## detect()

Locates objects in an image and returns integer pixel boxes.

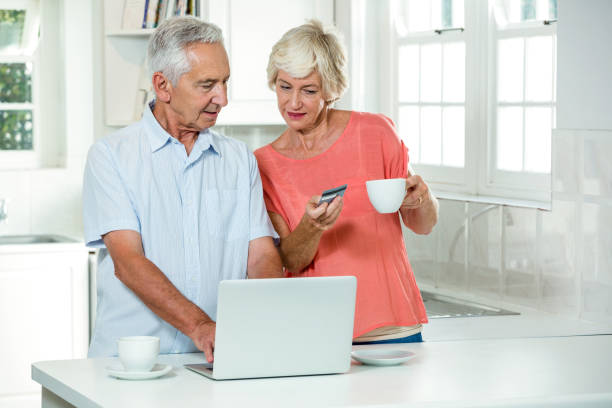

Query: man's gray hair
[148,16,224,86]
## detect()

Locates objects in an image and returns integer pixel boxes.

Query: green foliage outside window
[0,10,33,151]
[0,63,31,103]
[0,9,25,51]
[0,110,33,150]
[0,63,33,150]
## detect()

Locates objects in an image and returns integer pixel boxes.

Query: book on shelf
[122,0,200,32]
[145,0,159,28]
[121,0,149,29]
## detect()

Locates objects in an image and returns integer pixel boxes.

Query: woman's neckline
[266,110,356,163]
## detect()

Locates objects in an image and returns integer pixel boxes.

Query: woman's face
[275,70,326,132]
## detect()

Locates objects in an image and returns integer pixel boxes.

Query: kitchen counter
[419,284,612,342]
[32,335,612,408]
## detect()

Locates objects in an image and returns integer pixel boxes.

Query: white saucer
[106,363,172,380]
[351,349,416,366]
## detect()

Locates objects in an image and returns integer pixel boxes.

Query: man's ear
[152,72,172,103]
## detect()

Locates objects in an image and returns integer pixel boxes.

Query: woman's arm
[268,195,343,273]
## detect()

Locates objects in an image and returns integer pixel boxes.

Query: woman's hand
[399,174,439,234]
[400,175,430,210]
[303,195,343,231]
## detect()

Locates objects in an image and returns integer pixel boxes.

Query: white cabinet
[102,0,334,126]
[0,242,89,408]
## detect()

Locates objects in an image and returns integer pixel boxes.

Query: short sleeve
[254,147,289,225]
[378,114,409,179]
[82,141,140,248]
[247,152,279,241]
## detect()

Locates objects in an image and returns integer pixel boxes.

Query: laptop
[184,276,357,380]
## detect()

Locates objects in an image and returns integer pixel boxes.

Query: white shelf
[106,28,155,37]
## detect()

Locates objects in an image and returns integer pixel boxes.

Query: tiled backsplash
[404,129,612,324]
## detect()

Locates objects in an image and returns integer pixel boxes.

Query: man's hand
[304,195,343,231]
[190,320,216,363]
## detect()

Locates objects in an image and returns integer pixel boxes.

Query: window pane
[0,63,32,103]
[497,107,523,171]
[421,43,441,102]
[0,10,26,53]
[493,0,557,25]
[405,0,431,32]
[398,45,419,102]
[450,0,464,28]
[399,105,420,163]
[443,42,465,102]
[0,110,33,150]
[420,106,441,165]
[497,38,524,102]
[525,36,553,102]
[396,0,464,35]
[521,0,536,21]
[524,107,551,173]
[442,106,464,167]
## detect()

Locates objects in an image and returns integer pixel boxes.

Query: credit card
[318,184,348,205]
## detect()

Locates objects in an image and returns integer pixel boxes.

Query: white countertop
[419,284,612,341]
[32,335,612,408]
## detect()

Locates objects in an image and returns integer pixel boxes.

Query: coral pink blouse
[254,111,428,338]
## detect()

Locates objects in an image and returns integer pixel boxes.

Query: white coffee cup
[365,178,406,213]
[117,336,159,372]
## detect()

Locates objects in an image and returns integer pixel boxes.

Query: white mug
[117,336,159,372]
[365,178,406,213]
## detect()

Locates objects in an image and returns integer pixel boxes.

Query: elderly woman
[254,20,439,344]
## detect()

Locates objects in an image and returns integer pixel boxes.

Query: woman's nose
[289,91,302,108]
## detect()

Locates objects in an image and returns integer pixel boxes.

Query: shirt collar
[142,102,221,157]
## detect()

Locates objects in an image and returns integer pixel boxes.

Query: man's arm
[246,236,284,278]
[103,230,217,362]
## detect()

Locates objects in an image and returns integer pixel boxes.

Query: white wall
[0,0,94,239]
[557,0,612,130]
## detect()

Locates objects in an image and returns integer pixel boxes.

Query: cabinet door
[207,0,334,125]
[0,251,88,397]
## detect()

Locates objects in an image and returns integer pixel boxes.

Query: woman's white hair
[147,16,224,86]
[267,19,348,103]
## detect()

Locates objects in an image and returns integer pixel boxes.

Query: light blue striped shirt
[83,104,277,357]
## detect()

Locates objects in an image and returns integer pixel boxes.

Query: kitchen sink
[0,234,78,245]
[421,290,519,318]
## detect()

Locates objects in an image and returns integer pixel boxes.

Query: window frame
[484,15,556,202]
[395,29,467,186]
[0,0,40,170]
[391,0,556,206]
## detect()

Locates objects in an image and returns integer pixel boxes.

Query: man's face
[169,42,230,131]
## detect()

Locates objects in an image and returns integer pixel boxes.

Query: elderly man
[83,17,282,363]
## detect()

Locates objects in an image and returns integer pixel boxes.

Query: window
[392,0,557,204]
[0,0,39,168]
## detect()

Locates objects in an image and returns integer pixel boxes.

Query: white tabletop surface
[32,335,612,408]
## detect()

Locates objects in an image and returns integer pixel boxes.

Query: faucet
[448,204,514,261]
[0,198,7,223]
